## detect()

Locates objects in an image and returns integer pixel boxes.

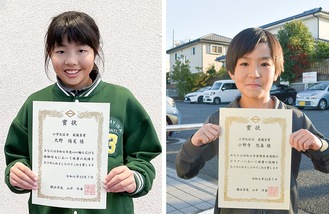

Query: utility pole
[172,29,175,47]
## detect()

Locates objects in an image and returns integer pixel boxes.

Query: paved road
[167,101,329,214]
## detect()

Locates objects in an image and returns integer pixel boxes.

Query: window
[223,83,237,90]
[192,47,195,55]
[175,53,178,60]
[211,82,222,90]
[210,45,223,54]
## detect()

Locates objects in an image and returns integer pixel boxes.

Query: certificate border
[37,109,104,202]
[223,115,288,203]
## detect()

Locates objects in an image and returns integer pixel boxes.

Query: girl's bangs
[54,25,90,46]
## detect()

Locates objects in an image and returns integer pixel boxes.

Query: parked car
[166,96,182,136]
[203,80,240,104]
[270,84,297,105]
[296,81,329,110]
[184,86,211,103]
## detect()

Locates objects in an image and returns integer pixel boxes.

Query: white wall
[168,43,226,75]
[0,0,163,213]
[202,44,225,72]
[168,45,203,74]
[319,17,329,40]
[266,16,321,39]
[189,44,203,73]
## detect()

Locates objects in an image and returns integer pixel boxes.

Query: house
[260,7,329,42]
[166,33,231,74]
[216,7,329,63]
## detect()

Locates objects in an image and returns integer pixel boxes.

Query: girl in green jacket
[4,11,161,214]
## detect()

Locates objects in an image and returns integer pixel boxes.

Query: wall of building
[188,43,203,73]
[168,42,225,75]
[168,44,203,74]
[0,1,163,213]
[265,14,329,41]
[267,17,318,38]
[319,17,329,40]
[202,44,225,72]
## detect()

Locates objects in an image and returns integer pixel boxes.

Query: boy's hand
[103,166,136,193]
[191,123,221,147]
[10,162,38,190]
[290,129,323,152]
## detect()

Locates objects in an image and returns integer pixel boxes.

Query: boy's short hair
[226,28,284,76]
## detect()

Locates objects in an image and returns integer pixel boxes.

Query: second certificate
[218,108,292,210]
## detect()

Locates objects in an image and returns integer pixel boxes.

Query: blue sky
[166,0,329,50]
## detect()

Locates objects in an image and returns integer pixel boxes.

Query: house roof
[216,55,226,62]
[166,33,232,54]
[215,7,329,62]
[199,33,232,43]
[259,7,327,29]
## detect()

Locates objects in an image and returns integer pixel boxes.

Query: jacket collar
[228,96,283,108]
[56,73,101,98]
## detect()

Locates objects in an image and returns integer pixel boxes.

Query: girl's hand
[191,123,221,147]
[290,129,323,152]
[10,162,38,190]
[103,166,136,193]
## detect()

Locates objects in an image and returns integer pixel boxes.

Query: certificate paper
[32,101,110,209]
[218,108,292,210]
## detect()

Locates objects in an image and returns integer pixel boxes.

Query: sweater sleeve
[175,137,217,179]
[300,112,329,173]
[175,112,218,179]
[4,116,32,194]
[123,95,162,198]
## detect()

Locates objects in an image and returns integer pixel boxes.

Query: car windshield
[196,87,209,92]
[308,83,329,90]
[211,83,222,90]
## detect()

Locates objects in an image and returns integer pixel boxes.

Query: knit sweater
[176,96,329,214]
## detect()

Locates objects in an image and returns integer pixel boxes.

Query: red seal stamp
[268,186,279,197]
[84,184,96,195]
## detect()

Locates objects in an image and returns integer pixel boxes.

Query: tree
[171,59,194,99]
[277,20,315,82]
[190,65,231,91]
[314,40,329,62]
[190,72,208,91]
[204,66,231,86]
[206,64,217,75]
[217,67,231,80]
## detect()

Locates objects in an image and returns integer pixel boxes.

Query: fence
[166,123,203,132]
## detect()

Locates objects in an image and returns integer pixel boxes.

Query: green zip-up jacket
[176,96,329,214]
[4,80,162,214]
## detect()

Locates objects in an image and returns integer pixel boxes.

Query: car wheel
[318,99,327,110]
[286,96,294,105]
[197,96,203,103]
[213,97,221,105]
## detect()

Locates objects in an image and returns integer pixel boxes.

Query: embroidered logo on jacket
[108,118,123,156]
